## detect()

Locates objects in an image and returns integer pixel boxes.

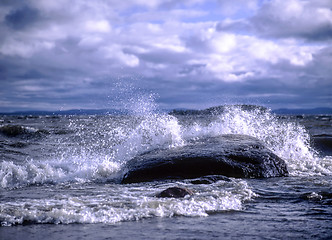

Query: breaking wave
[0,179,253,226]
[179,106,331,176]
[0,104,331,189]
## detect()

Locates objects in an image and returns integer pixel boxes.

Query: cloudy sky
[0,0,331,112]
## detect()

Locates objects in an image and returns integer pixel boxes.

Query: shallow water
[1,177,331,240]
[0,106,331,239]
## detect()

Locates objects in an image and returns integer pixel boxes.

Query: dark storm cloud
[5,5,40,30]
[0,0,331,112]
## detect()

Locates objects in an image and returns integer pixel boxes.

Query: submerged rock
[0,125,49,138]
[312,135,332,156]
[0,125,28,137]
[156,187,193,198]
[121,134,288,184]
[189,175,232,184]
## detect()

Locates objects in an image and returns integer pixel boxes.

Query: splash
[0,94,185,189]
[112,113,184,162]
[181,106,331,176]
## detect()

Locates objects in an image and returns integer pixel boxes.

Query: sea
[0,105,331,240]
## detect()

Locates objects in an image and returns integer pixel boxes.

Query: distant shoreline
[1,105,332,116]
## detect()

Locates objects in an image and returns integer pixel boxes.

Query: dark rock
[121,134,288,184]
[300,191,332,205]
[0,125,49,138]
[156,187,193,198]
[0,125,28,137]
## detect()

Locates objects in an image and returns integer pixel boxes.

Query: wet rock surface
[121,134,288,184]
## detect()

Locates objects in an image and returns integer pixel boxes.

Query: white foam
[0,157,121,189]
[0,180,253,226]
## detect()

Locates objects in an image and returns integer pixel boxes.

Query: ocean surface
[0,105,331,239]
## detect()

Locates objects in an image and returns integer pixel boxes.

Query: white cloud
[210,32,237,53]
[182,28,322,82]
[102,45,140,67]
[245,37,319,66]
[85,20,111,33]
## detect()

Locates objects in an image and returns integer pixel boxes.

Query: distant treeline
[0,109,128,116]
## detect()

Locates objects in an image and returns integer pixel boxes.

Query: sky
[0,0,331,112]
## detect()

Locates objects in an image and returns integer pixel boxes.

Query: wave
[0,179,253,226]
[0,105,331,189]
[0,157,121,189]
